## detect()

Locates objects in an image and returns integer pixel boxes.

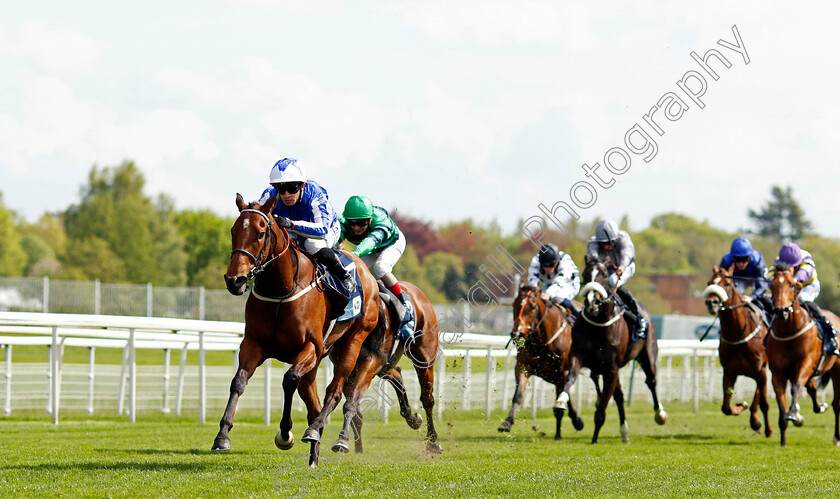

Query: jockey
[338,195,415,341]
[526,243,580,320]
[775,243,840,356]
[256,158,355,292]
[719,237,772,313]
[585,219,647,340]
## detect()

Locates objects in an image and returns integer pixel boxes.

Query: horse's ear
[725,264,734,273]
[712,265,719,274]
[235,193,247,211]
[260,193,278,215]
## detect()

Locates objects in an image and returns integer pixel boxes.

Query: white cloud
[0,21,98,73]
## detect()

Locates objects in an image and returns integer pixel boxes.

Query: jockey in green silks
[339,195,415,342]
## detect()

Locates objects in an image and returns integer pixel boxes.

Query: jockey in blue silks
[256,158,355,291]
[719,237,772,313]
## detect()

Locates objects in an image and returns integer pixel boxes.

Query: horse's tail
[817,371,832,390]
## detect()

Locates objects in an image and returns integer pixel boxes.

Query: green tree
[173,209,232,288]
[0,193,26,276]
[63,161,187,285]
[63,236,128,282]
[748,185,813,242]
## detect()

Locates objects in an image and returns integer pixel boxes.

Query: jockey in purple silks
[775,242,840,356]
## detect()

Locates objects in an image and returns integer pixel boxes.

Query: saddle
[314,248,364,321]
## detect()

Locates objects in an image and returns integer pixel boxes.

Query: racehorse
[329,281,443,454]
[497,284,584,439]
[557,254,667,444]
[767,263,840,447]
[212,194,380,467]
[703,265,772,436]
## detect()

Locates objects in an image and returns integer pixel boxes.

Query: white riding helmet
[269,158,307,184]
[594,219,620,242]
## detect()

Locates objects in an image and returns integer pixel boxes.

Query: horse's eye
[258,231,266,240]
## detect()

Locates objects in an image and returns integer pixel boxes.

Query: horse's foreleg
[786,380,805,428]
[771,371,789,447]
[499,363,529,432]
[721,371,745,416]
[276,343,319,454]
[756,367,772,437]
[556,355,584,431]
[412,363,442,453]
[332,365,363,454]
[832,370,840,445]
[613,382,629,443]
[805,377,829,414]
[592,368,618,444]
[297,367,324,468]
[212,340,264,451]
[303,335,367,445]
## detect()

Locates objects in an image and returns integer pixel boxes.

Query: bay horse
[703,265,772,436]
[767,263,840,447]
[329,281,442,454]
[497,284,584,439]
[557,254,667,444]
[212,194,380,467]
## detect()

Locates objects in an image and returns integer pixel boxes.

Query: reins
[710,272,764,345]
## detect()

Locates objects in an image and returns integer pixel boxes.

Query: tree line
[1,161,836,313]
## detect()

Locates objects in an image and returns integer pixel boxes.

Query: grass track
[1,402,838,498]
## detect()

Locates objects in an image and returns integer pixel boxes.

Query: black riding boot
[550,297,578,323]
[802,300,840,356]
[753,295,774,326]
[616,287,647,342]
[314,248,355,292]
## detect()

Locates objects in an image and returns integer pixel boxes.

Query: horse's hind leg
[212,339,265,451]
[384,366,423,430]
[499,363,529,432]
[414,362,442,453]
[636,348,667,425]
[335,354,379,454]
[613,382,630,443]
[805,377,829,414]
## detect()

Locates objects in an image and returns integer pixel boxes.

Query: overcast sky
[2,1,839,239]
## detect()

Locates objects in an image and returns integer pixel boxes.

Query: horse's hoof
[425,442,443,454]
[274,430,294,450]
[749,419,762,432]
[498,420,512,432]
[211,437,231,452]
[331,440,349,453]
[654,407,668,425]
[301,428,321,443]
[620,422,630,444]
[834,436,840,446]
[572,418,584,431]
[816,402,829,414]
[407,413,423,430]
[792,415,805,427]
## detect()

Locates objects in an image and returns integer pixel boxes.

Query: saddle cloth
[317,249,364,322]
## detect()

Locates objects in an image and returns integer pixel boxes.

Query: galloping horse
[557,254,667,443]
[212,194,380,467]
[703,265,772,436]
[767,263,840,447]
[330,281,442,454]
[497,284,584,439]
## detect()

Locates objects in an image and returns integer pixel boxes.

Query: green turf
[1,402,838,498]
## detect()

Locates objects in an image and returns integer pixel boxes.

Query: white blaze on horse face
[242,218,250,230]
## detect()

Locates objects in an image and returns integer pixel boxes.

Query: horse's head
[580,254,613,317]
[224,193,283,295]
[511,284,541,341]
[771,262,800,321]
[703,264,738,315]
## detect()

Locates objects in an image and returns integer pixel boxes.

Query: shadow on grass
[3,461,219,472]
[94,448,228,455]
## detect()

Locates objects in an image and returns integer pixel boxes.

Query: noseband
[232,209,290,280]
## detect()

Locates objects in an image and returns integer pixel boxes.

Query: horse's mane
[775,261,792,272]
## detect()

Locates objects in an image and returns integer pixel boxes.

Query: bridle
[231,208,291,280]
[770,270,813,342]
[580,261,623,327]
[708,271,762,345]
[513,289,567,346]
